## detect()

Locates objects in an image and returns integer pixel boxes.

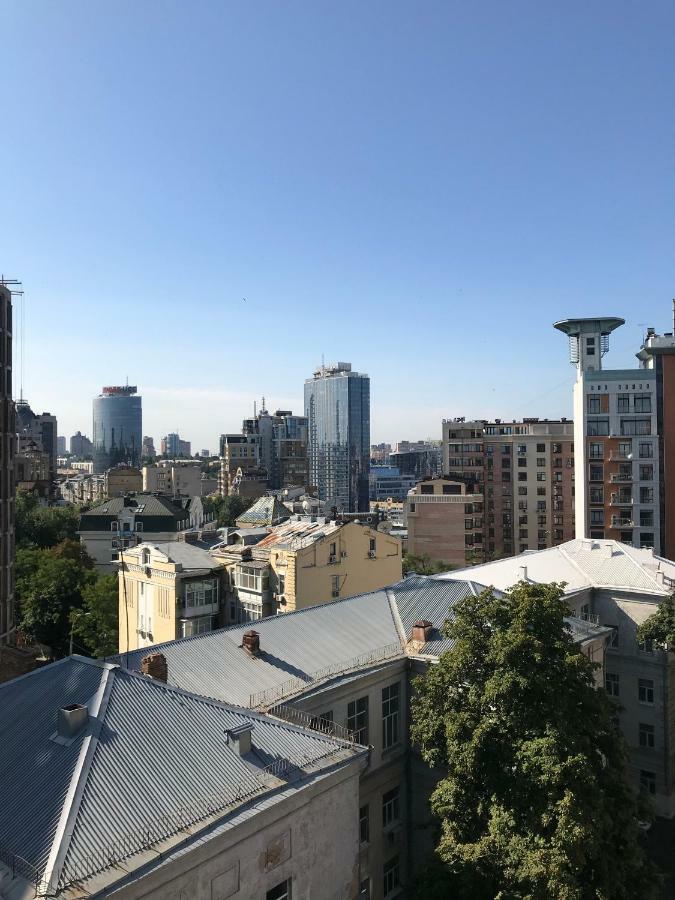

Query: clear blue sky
[2,1,674,451]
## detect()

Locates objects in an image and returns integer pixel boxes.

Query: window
[518,472,527,482]
[640,770,656,795]
[329,541,336,557]
[360,804,370,844]
[640,510,654,527]
[639,723,655,749]
[382,683,400,749]
[536,472,546,482]
[382,787,400,827]
[586,337,596,356]
[605,672,619,696]
[605,625,619,649]
[359,879,370,898]
[332,574,340,598]
[640,487,654,504]
[637,637,654,654]
[617,394,630,413]
[639,465,653,481]
[589,442,603,459]
[518,486,527,495]
[309,710,333,731]
[590,487,604,504]
[518,457,527,467]
[519,528,528,539]
[536,443,545,452]
[587,419,610,436]
[369,537,376,554]
[639,442,653,458]
[517,444,527,454]
[588,396,601,413]
[635,394,651,413]
[639,679,654,705]
[590,510,604,526]
[267,881,291,900]
[589,464,603,482]
[618,441,632,457]
[420,484,433,494]
[536,458,546,467]
[110,521,119,532]
[347,696,369,744]
[621,418,651,436]
[383,857,400,898]
[640,533,655,549]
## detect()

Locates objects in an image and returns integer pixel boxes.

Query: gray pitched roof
[0,657,363,897]
[236,495,290,526]
[80,495,186,519]
[126,540,222,571]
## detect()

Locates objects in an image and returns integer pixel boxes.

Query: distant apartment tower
[305,362,370,512]
[15,400,58,482]
[218,433,265,498]
[441,417,575,561]
[142,436,156,459]
[370,442,391,464]
[57,435,66,455]
[70,431,93,458]
[243,401,309,489]
[0,285,14,645]
[555,313,675,556]
[92,385,142,474]
[406,476,480,566]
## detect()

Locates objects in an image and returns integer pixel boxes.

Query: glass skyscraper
[304,362,370,512]
[92,385,142,473]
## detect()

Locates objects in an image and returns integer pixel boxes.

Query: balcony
[610,473,633,483]
[609,493,633,506]
[610,517,634,529]
[609,451,632,461]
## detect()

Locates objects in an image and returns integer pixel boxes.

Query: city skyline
[3,2,675,449]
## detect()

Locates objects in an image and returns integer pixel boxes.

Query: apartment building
[118,540,228,651]
[406,476,480,566]
[0,284,14,647]
[219,433,265,497]
[556,314,675,558]
[213,517,403,624]
[243,403,310,490]
[105,464,143,497]
[0,655,366,900]
[143,460,202,495]
[78,494,193,569]
[441,418,575,560]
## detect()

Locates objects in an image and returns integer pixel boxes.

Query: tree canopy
[15,491,79,549]
[411,580,659,899]
[402,552,451,576]
[637,594,675,651]
[70,574,119,659]
[206,494,253,527]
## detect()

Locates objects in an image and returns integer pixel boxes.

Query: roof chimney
[226,722,254,756]
[242,630,260,655]
[140,652,168,683]
[57,704,89,739]
[518,565,528,581]
[411,620,433,644]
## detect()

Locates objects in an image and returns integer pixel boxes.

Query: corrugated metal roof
[126,541,222,570]
[118,589,401,707]
[435,539,674,595]
[0,657,363,896]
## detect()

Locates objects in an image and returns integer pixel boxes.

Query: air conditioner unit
[368,550,376,558]
[328,554,337,564]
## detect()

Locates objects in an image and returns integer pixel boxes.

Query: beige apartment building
[105,464,143,497]
[118,540,228,653]
[215,517,403,624]
[441,417,575,561]
[143,460,203,495]
[406,476,479,566]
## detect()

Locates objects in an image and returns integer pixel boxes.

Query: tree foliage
[637,594,675,651]
[402,552,451,576]
[411,580,659,899]
[206,494,253,527]
[15,491,79,549]
[70,574,119,659]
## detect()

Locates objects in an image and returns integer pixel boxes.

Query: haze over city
[2,0,675,447]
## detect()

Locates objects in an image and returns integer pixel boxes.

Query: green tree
[15,548,88,655]
[70,574,119,658]
[206,494,252,527]
[637,594,675,650]
[15,491,79,549]
[411,580,659,900]
[402,552,450,576]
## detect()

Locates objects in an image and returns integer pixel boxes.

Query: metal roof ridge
[385,587,408,648]
[555,542,594,586]
[42,664,116,894]
[612,541,669,592]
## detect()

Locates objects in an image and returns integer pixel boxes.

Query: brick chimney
[242,630,260,655]
[411,620,433,644]
[140,652,168,683]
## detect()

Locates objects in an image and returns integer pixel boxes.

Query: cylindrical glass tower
[92,385,142,474]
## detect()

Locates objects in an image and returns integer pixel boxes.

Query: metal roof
[125,541,223,571]
[434,539,675,596]
[0,657,363,897]
[236,495,290,526]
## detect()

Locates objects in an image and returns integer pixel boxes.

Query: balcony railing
[609,494,633,506]
[610,473,633,483]
[610,518,634,529]
[609,451,632,461]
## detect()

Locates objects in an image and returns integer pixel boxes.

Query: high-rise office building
[142,436,156,459]
[304,362,370,512]
[0,284,14,646]
[92,385,142,474]
[57,435,66,455]
[555,312,675,557]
